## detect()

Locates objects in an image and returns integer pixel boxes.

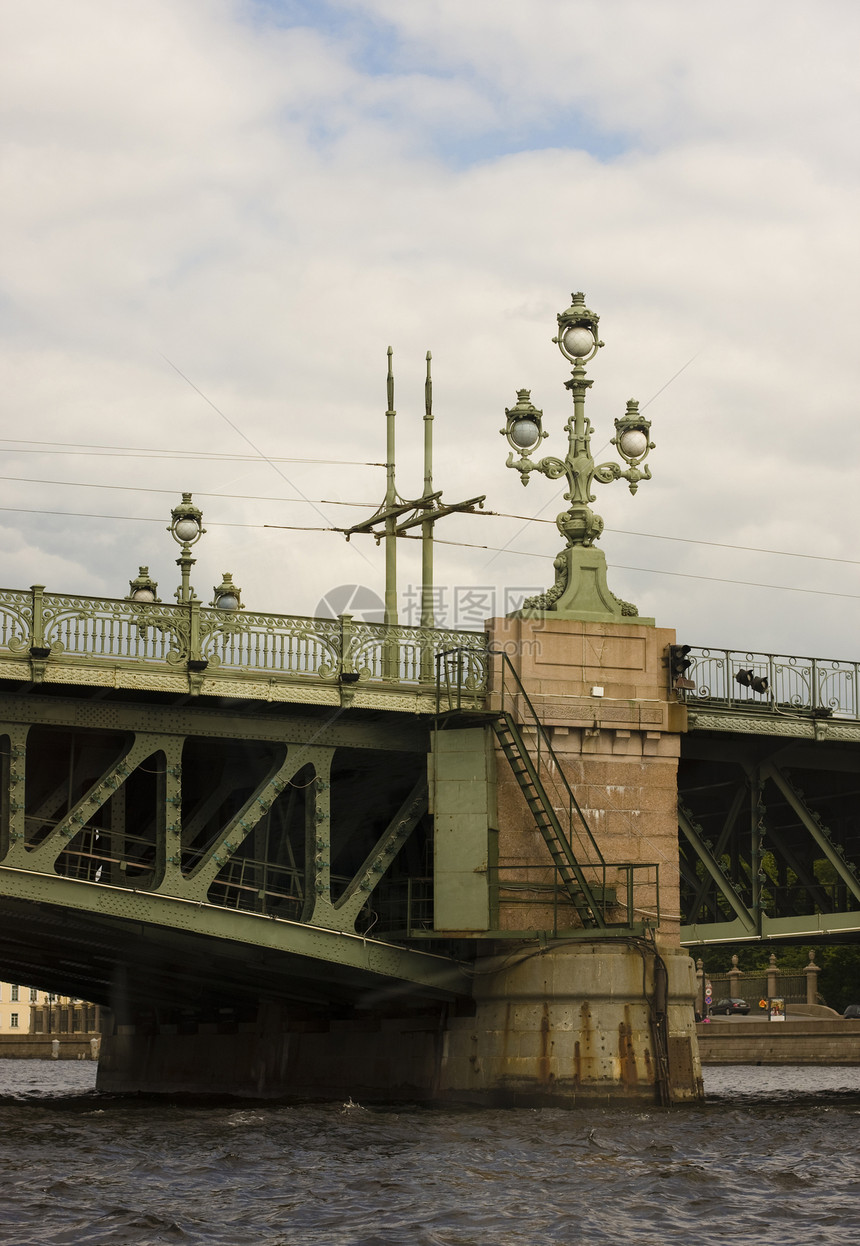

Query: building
[0,980,99,1038]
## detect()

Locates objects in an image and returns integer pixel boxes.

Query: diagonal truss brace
[3,731,170,874]
[678,804,757,933]
[327,776,428,931]
[165,745,333,902]
[762,762,860,906]
[689,783,745,920]
[1,720,432,937]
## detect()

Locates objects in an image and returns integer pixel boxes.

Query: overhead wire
[478,510,860,568]
[0,474,375,508]
[1,469,858,569]
[2,339,857,602]
[0,499,857,600]
[159,354,376,570]
[0,505,285,528]
[0,436,381,468]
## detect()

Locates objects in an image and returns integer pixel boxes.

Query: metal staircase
[493,710,606,928]
[435,645,645,930]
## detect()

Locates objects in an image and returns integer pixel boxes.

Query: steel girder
[678,734,860,946]
[0,690,461,1008]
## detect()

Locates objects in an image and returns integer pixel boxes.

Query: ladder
[493,710,606,930]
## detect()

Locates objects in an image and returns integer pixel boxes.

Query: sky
[2,0,860,659]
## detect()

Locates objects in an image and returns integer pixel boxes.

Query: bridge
[0,578,691,1100]
[0,586,486,1011]
[1,580,859,1099]
[677,646,860,947]
[2,292,856,1105]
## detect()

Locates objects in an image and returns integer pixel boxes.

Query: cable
[2,469,857,571]
[0,474,377,509]
[160,355,376,572]
[327,524,860,598]
[0,505,280,529]
[612,563,860,601]
[1,506,858,603]
[641,350,702,411]
[0,437,381,468]
[480,509,860,569]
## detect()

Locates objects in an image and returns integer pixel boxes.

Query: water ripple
[0,1063,859,1244]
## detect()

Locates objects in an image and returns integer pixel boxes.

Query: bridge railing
[0,585,489,695]
[679,646,860,720]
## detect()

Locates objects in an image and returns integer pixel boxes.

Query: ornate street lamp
[168,493,205,604]
[211,572,242,612]
[502,292,655,621]
[127,566,160,603]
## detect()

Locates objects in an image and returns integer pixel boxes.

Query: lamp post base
[513,546,655,626]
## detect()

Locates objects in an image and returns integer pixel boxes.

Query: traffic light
[669,644,695,690]
[735,668,769,695]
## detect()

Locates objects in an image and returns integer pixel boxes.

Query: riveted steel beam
[762,761,860,906]
[174,746,333,904]
[683,910,860,945]
[0,693,428,753]
[0,865,465,1002]
[677,805,757,933]
[3,730,171,873]
[688,782,745,921]
[325,776,428,931]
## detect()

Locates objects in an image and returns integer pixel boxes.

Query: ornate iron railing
[0,584,489,695]
[680,646,860,721]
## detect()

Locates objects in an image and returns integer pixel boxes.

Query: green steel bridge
[0,584,859,1025]
[0,585,489,1022]
[677,646,860,947]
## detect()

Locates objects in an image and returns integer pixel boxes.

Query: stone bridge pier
[432,614,701,1105]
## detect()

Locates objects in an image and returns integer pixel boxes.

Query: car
[843,1004,860,1019]
[710,997,750,1016]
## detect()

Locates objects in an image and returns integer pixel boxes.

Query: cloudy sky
[2,0,859,658]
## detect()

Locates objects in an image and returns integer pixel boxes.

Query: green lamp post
[168,493,205,605]
[502,292,655,623]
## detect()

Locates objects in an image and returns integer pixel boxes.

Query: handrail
[435,645,661,931]
[679,645,860,721]
[0,585,489,692]
[489,646,606,867]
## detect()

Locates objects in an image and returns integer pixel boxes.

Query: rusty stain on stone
[538,1001,552,1082]
[619,1005,638,1085]
[576,1000,598,1085]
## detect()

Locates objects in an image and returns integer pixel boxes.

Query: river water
[0,1061,858,1245]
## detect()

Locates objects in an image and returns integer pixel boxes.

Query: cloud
[0,0,858,659]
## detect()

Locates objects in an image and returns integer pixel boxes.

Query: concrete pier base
[439,942,702,1106]
[97,942,702,1105]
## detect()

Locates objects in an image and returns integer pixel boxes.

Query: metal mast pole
[421,351,434,629]
[384,346,398,630]
[344,348,484,686]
